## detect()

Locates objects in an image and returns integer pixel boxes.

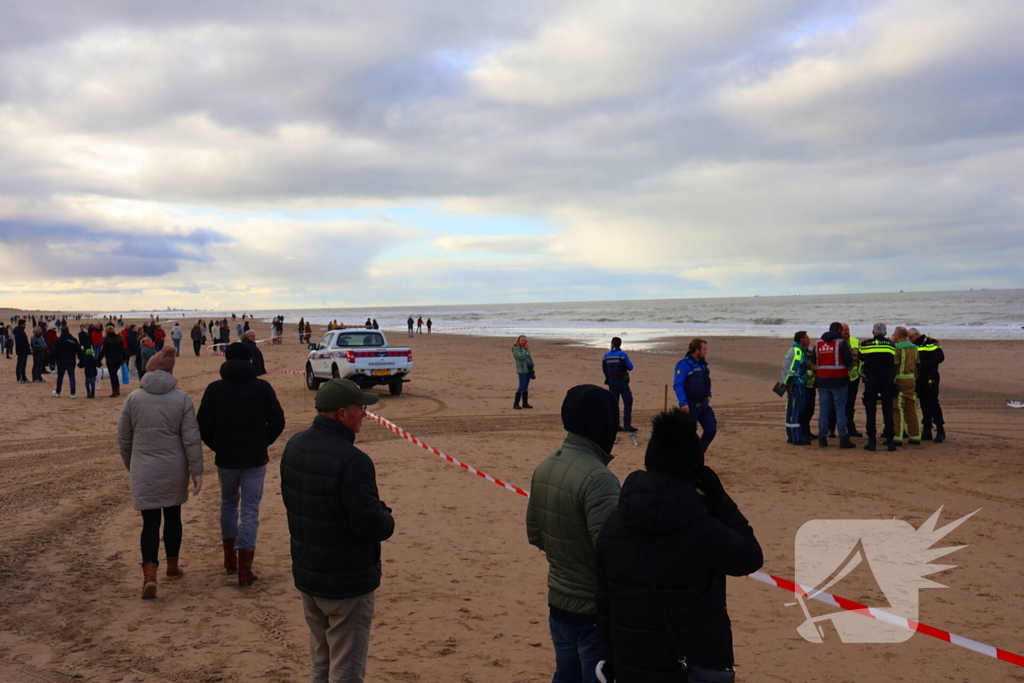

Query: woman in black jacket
[595,410,763,682]
[96,326,125,397]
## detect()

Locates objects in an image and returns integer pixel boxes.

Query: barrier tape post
[365,411,1024,670]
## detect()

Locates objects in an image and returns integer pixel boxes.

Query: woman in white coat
[117,346,204,599]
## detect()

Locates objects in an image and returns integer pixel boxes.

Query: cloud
[432,234,552,255]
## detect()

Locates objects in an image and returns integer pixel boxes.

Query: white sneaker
[52,390,60,397]
[70,394,76,399]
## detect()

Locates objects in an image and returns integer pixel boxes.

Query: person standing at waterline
[116,346,203,600]
[512,335,535,409]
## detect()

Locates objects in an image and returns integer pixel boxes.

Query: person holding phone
[512,334,535,409]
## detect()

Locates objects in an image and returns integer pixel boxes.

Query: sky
[1,0,1022,311]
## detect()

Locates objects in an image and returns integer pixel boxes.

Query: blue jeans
[517,373,531,393]
[786,383,805,442]
[818,385,849,438]
[549,613,602,683]
[56,364,76,395]
[218,465,267,551]
[172,339,181,355]
[688,402,717,452]
[607,380,632,423]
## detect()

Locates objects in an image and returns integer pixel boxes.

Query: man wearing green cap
[281,379,395,683]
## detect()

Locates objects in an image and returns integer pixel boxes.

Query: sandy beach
[0,314,1021,683]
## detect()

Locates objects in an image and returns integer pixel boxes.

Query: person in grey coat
[117,346,204,600]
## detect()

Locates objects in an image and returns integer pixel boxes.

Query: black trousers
[862,378,895,440]
[829,377,860,433]
[916,376,945,429]
[193,339,202,356]
[801,386,817,436]
[31,349,45,380]
[15,353,28,381]
[141,506,182,565]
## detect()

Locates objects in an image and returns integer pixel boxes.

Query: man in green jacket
[527,384,621,683]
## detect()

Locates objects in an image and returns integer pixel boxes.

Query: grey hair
[894,326,908,338]
[245,330,256,340]
[907,327,920,337]
[872,322,887,336]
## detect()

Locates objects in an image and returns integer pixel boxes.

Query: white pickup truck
[305,329,413,395]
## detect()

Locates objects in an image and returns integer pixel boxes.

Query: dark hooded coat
[595,411,763,679]
[197,359,285,470]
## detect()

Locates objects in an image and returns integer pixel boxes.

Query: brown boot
[237,549,258,587]
[111,385,120,398]
[141,563,158,599]
[165,556,184,581]
[223,538,237,574]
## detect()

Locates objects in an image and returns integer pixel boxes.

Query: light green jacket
[512,344,535,374]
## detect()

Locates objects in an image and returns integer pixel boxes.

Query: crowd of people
[781,322,946,451]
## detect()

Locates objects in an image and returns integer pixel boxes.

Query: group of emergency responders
[781,322,945,452]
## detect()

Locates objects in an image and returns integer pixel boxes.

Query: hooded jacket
[595,468,763,679]
[197,360,286,469]
[526,385,621,616]
[280,416,395,599]
[13,325,29,356]
[116,370,204,511]
[241,337,267,376]
[97,333,125,368]
[815,331,853,389]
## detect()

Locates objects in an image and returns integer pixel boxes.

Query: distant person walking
[97,326,126,398]
[30,327,48,382]
[171,323,183,356]
[80,349,100,398]
[426,318,432,334]
[304,321,313,344]
[416,317,424,335]
[13,319,30,383]
[198,342,285,586]
[512,335,535,410]
[52,327,85,398]
[407,316,414,338]
[602,337,636,433]
[281,379,395,683]
[116,347,203,600]
[673,339,717,452]
[191,323,203,356]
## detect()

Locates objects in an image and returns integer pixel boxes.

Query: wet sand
[0,314,1021,682]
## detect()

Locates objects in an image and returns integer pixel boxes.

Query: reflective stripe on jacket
[895,340,918,379]
[859,336,897,380]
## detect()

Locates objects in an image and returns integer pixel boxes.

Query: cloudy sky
[1,0,1022,311]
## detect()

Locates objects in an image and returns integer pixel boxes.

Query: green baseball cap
[315,378,380,413]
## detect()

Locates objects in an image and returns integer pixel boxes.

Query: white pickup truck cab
[306,329,413,395]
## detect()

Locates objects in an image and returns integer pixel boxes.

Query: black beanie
[644,409,704,484]
[225,342,253,361]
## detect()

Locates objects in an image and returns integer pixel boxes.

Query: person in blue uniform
[602,337,636,433]
[673,338,716,452]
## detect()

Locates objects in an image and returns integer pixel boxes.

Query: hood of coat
[140,369,177,394]
[561,384,618,455]
[220,359,257,382]
[820,330,842,342]
[617,469,707,537]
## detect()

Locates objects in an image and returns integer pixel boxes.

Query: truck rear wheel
[332,365,340,379]
[306,364,321,391]
[389,381,403,396]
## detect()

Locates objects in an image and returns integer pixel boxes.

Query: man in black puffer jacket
[198,342,285,586]
[595,409,763,683]
[281,378,395,683]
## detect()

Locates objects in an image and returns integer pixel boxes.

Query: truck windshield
[334,333,385,348]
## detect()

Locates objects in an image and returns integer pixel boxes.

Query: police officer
[908,327,945,443]
[782,331,811,445]
[673,338,716,452]
[859,323,897,452]
[602,337,636,433]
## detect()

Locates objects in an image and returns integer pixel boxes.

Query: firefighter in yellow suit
[890,326,921,445]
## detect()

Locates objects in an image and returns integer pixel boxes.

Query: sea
[114,289,1023,350]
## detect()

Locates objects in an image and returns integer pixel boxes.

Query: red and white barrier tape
[366,411,530,498]
[367,412,1024,669]
[747,571,1023,667]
